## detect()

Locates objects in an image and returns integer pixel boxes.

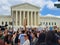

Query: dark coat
[36,33,46,45]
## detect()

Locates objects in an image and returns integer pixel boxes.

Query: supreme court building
[11,3,40,28]
[0,3,60,30]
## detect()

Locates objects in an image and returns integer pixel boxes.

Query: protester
[45,31,58,45]
[0,27,60,45]
[36,31,46,45]
[3,29,8,36]
[12,32,17,45]
[18,30,26,45]
[0,30,5,45]
[4,34,13,45]
[15,31,19,45]
[31,32,38,45]
[37,31,40,38]
[23,33,30,45]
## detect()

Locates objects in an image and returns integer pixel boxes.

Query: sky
[0,0,60,18]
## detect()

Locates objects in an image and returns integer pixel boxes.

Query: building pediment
[11,3,40,10]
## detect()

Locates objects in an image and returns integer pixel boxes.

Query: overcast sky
[0,0,60,18]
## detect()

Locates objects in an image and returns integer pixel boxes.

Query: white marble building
[11,3,40,28]
[40,16,60,30]
[0,3,60,29]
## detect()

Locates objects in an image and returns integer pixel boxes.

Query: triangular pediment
[11,3,40,10]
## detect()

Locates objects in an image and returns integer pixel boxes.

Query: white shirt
[23,39,30,45]
[18,34,26,45]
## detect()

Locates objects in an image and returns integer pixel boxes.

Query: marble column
[38,11,40,25]
[21,11,23,26]
[36,11,38,26]
[20,11,21,26]
[35,11,36,26]
[23,11,25,26]
[27,11,29,26]
[31,11,33,26]
[16,11,17,26]
[23,11,25,20]
[37,11,39,26]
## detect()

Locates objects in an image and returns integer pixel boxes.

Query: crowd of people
[0,28,60,45]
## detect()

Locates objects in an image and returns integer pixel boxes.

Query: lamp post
[12,17,14,30]
[11,8,14,30]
